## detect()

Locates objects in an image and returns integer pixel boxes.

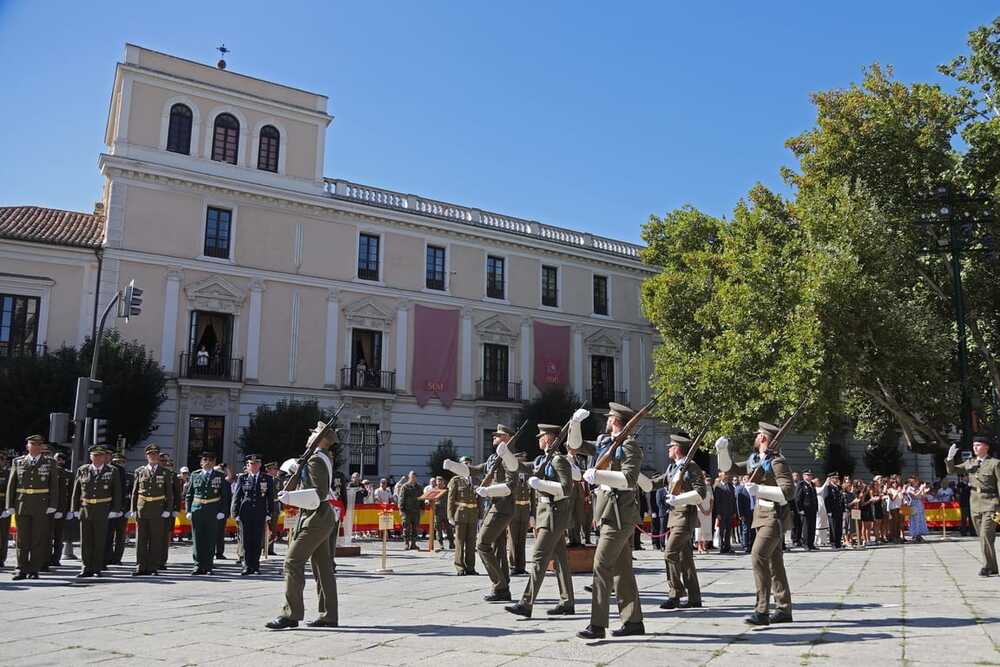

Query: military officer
[469,424,520,602]
[575,403,646,639]
[5,435,60,579]
[0,450,11,568]
[946,435,1000,576]
[651,433,708,610]
[185,451,227,575]
[232,454,276,575]
[71,445,123,577]
[49,450,72,567]
[105,451,130,565]
[130,444,175,576]
[446,456,480,575]
[505,423,576,619]
[716,422,795,625]
[399,471,423,550]
[266,419,340,629]
[507,452,532,575]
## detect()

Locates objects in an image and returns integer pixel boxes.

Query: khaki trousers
[507,507,530,571]
[79,506,110,572]
[974,512,998,574]
[476,508,512,593]
[136,515,166,572]
[455,519,477,573]
[520,526,573,612]
[751,521,792,614]
[15,513,49,574]
[665,525,701,603]
[282,506,337,622]
[590,521,642,628]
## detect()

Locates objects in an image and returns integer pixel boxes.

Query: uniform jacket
[736,484,754,520]
[794,480,818,513]
[447,475,479,524]
[294,449,336,529]
[822,484,845,514]
[947,456,1000,514]
[185,468,227,512]
[651,459,707,531]
[519,452,573,532]
[71,463,123,519]
[231,471,276,520]
[726,452,794,529]
[714,481,736,518]
[399,481,423,513]
[6,454,60,516]
[511,469,533,515]
[130,464,175,518]
[577,434,643,530]
[54,465,72,513]
[468,450,519,516]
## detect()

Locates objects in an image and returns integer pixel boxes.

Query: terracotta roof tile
[0,206,104,249]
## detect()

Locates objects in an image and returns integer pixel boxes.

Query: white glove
[172,511,179,517]
[65,511,75,520]
[583,468,597,485]
[280,458,299,475]
[265,515,271,521]
[947,444,959,461]
[46,507,56,515]
[277,490,289,504]
[571,408,590,423]
[54,512,64,519]
[714,436,730,452]
[160,511,170,518]
[528,476,544,491]
[475,486,489,498]
[665,494,677,506]
[186,512,192,520]
[126,511,135,518]
[216,512,225,520]
[1,509,12,519]
[744,482,759,497]
[715,436,732,471]
[108,511,122,520]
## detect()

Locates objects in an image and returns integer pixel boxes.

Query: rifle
[594,388,666,470]
[282,403,347,494]
[669,414,716,495]
[747,397,808,483]
[480,419,530,488]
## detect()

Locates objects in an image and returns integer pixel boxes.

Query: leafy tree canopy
[239,399,343,469]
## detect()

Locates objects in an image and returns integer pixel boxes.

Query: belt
[538,496,552,504]
[515,500,531,506]
[193,496,220,503]
[16,488,49,495]
[139,495,165,502]
[456,502,478,508]
[81,497,112,504]
[758,499,775,509]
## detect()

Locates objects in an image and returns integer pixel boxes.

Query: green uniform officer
[130,444,175,576]
[185,452,227,575]
[716,421,795,625]
[5,435,60,579]
[399,473,423,549]
[651,433,707,610]
[446,456,479,575]
[507,453,532,575]
[71,445,123,577]
[469,424,520,602]
[577,403,646,639]
[946,435,1000,576]
[266,418,340,629]
[505,424,576,619]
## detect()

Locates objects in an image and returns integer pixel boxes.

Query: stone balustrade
[324,178,642,260]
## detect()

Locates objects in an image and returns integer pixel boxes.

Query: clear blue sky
[0,2,994,244]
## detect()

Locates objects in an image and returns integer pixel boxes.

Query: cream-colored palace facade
[1,44,672,476]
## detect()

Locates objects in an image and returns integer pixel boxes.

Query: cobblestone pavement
[0,534,997,666]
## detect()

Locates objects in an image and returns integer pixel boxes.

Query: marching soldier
[505,423,576,619]
[446,456,479,575]
[130,444,175,576]
[105,451,130,565]
[399,471,422,550]
[651,433,707,610]
[5,435,60,579]
[715,422,795,625]
[576,402,646,639]
[185,452,227,575]
[266,419,340,629]
[946,435,1000,576]
[49,450,72,567]
[507,453,532,575]
[232,454,276,575]
[0,450,11,569]
[71,445,123,577]
[469,424,520,602]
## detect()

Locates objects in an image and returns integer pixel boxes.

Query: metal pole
[948,223,972,450]
[90,291,121,380]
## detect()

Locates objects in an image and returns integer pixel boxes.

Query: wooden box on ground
[336,546,362,557]
[547,545,595,574]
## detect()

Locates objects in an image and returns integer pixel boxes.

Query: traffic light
[49,412,70,443]
[74,377,103,420]
[121,279,143,322]
[93,418,110,445]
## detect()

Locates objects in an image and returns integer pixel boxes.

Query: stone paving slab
[0,535,997,665]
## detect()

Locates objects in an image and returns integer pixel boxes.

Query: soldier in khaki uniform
[716,421,795,625]
[446,456,479,575]
[5,435,60,579]
[0,450,11,568]
[946,435,1000,576]
[651,433,707,610]
[577,403,646,639]
[71,445,123,577]
[469,424,520,602]
[266,419,340,629]
[506,453,532,575]
[130,444,175,576]
[505,424,576,619]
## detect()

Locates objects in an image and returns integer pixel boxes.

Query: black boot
[744,611,770,626]
[577,625,605,639]
[504,602,531,618]
[612,621,645,637]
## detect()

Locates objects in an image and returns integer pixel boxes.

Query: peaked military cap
[112,451,126,462]
[244,453,261,463]
[803,469,814,476]
[757,421,780,439]
[536,423,561,438]
[669,432,692,445]
[25,434,45,443]
[200,451,218,460]
[144,443,161,455]
[265,461,278,469]
[972,433,993,446]
[493,424,515,436]
[607,402,635,420]
[87,444,104,454]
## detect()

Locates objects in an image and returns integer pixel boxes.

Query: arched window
[257,125,280,172]
[166,104,193,154]
[211,113,240,164]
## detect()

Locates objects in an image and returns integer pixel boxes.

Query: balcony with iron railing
[179,352,244,382]
[586,388,628,409]
[0,342,47,359]
[341,367,396,394]
[476,379,523,403]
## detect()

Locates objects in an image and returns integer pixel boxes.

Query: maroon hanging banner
[412,304,460,407]
[533,321,570,391]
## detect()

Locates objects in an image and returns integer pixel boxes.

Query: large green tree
[239,399,343,468]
